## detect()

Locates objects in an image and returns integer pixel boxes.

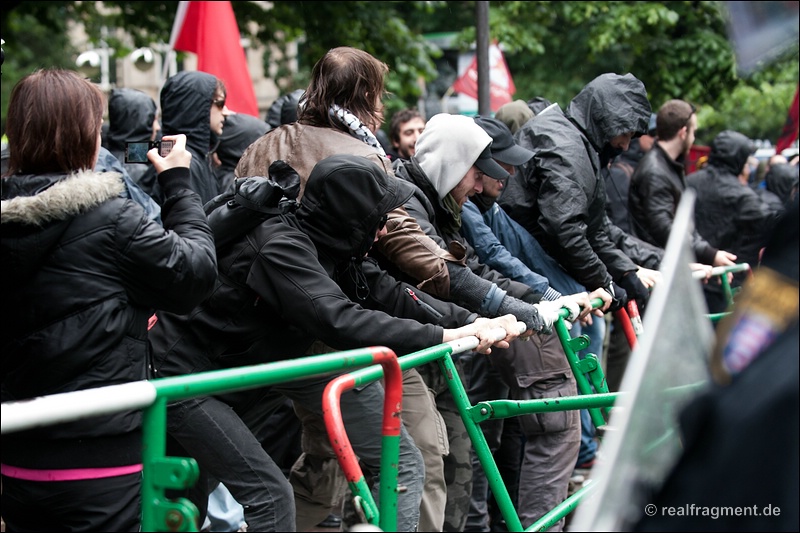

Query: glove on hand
[268,160,301,201]
[604,281,628,313]
[618,271,650,313]
[532,300,565,334]
[497,295,546,333]
[551,296,581,327]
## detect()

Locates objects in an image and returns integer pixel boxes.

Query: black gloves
[618,271,650,313]
[497,295,549,333]
[603,281,628,313]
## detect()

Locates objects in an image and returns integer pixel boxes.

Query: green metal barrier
[693,262,751,319]
[7,273,732,532]
[2,347,406,532]
[323,300,619,531]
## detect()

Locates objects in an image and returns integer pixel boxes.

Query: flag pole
[475,1,490,116]
[161,1,189,91]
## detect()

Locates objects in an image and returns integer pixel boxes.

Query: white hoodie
[414,113,493,200]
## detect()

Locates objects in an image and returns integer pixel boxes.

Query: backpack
[203,160,301,251]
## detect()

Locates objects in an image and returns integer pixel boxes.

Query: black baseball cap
[474,145,511,181]
[474,116,535,166]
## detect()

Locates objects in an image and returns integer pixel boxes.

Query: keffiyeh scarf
[329,104,386,156]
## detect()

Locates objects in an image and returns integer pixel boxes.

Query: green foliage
[254,1,441,113]
[1,4,77,131]
[1,0,797,146]
[696,55,799,145]
[489,1,740,108]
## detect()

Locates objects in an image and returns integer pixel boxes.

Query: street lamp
[131,47,156,72]
[75,26,113,91]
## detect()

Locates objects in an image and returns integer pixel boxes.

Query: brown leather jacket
[235,122,460,293]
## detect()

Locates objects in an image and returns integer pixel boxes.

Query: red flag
[169,1,259,117]
[775,84,799,154]
[451,41,516,112]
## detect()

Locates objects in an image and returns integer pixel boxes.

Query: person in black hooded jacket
[104,87,162,187]
[213,112,270,193]
[498,73,658,313]
[1,68,217,532]
[140,70,232,205]
[757,162,799,223]
[687,130,774,313]
[266,88,304,129]
[148,154,522,532]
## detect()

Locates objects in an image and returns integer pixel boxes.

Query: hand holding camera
[125,139,174,164]
[146,134,192,174]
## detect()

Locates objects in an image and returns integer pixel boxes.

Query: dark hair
[5,69,105,176]
[389,108,423,143]
[215,78,227,99]
[656,99,695,141]
[298,47,389,132]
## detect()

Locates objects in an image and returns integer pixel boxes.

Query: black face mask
[600,144,623,168]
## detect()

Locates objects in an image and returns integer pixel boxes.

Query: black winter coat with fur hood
[1,167,217,470]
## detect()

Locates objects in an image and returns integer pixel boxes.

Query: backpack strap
[205,176,295,251]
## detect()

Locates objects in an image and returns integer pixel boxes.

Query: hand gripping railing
[3,300,624,532]
[692,262,751,322]
[323,304,621,532]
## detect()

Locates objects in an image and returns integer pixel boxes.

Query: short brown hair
[5,69,105,176]
[656,99,695,141]
[299,47,389,132]
[389,108,423,143]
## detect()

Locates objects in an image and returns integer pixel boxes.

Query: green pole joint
[564,334,590,353]
[574,353,598,373]
[150,498,201,532]
[143,457,200,531]
[468,403,494,423]
[150,456,199,489]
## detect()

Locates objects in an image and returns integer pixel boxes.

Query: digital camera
[124,140,174,164]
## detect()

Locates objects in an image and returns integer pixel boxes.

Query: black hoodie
[687,131,772,278]
[214,113,270,193]
[499,73,652,290]
[140,71,221,204]
[758,162,799,221]
[151,155,476,384]
[105,88,159,185]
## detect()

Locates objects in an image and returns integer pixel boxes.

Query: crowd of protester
[2,44,797,533]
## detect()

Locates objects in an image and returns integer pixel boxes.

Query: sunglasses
[212,97,226,110]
